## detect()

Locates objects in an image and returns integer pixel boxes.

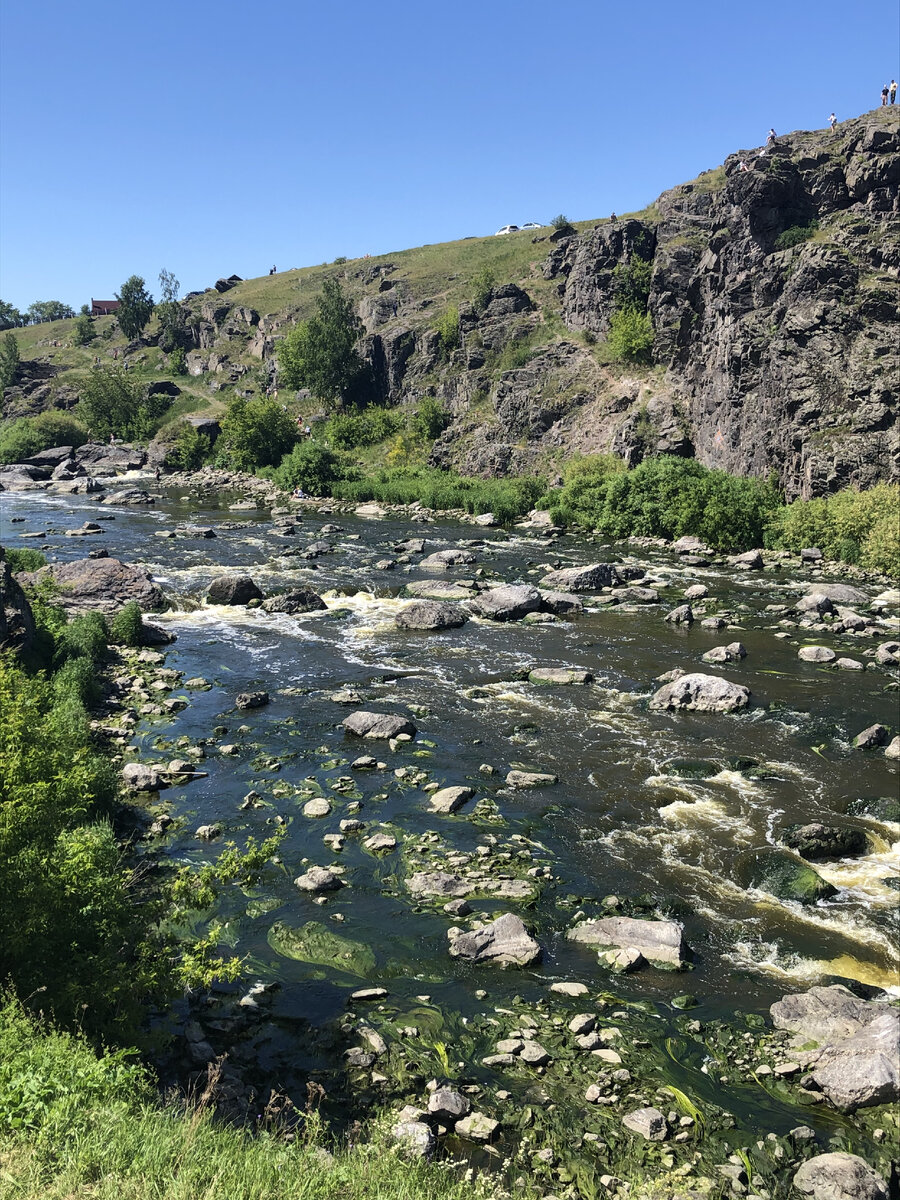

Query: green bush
[325,406,401,449]
[550,213,575,234]
[607,307,654,363]
[277,277,370,406]
[471,266,496,313]
[166,421,212,470]
[109,602,143,647]
[0,412,90,464]
[4,548,47,573]
[77,368,172,442]
[766,482,900,576]
[55,612,109,668]
[168,346,187,375]
[612,256,653,311]
[52,655,101,705]
[435,304,460,358]
[273,441,344,495]
[74,314,96,345]
[220,394,297,470]
[774,222,818,251]
[411,396,450,440]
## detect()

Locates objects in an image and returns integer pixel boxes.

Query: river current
[4,482,898,1133]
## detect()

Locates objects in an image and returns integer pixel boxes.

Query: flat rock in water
[419,548,477,569]
[538,589,583,614]
[853,723,889,749]
[469,584,542,621]
[623,1107,667,1141]
[395,600,468,630]
[342,711,417,739]
[406,580,473,600]
[568,916,689,968]
[303,798,332,818]
[812,1010,900,1111]
[407,871,470,898]
[538,563,619,591]
[806,582,869,607]
[550,981,590,996]
[616,586,659,604]
[770,984,888,1045]
[529,667,593,685]
[448,912,541,966]
[17,556,164,614]
[794,1154,888,1200]
[506,769,558,788]
[798,645,837,663]
[363,832,397,853]
[429,785,475,813]
[454,1112,498,1142]
[649,672,750,713]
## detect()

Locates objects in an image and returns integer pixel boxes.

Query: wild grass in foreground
[0,1000,518,1200]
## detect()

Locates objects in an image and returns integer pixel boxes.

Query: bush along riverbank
[1,506,898,1197]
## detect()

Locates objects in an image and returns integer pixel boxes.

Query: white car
[519,222,543,230]
[494,224,519,236]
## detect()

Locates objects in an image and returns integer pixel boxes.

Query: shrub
[74,314,96,345]
[273,441,344,495]
[607,308,654,362]
[55,612,109,668]
[411,396,450,440]
[32,410,90,449]
[0,419,43,464]
[168,346,187,375]
[78,368,171,442]
[52,655,101,705]
[471,267,495,313]
[435,304,460,358]
[766,482,900,576]
[0,413,89,464]
[774,222,818,251]
[325,406,401,449]
[220,394,297,470]
[330,466,544,523]
[165,421,212,470]
[109,602,143,647]
[0,332,20,389]
[550,213,574,233]
[612,256,653,312]
[4,548,47,572]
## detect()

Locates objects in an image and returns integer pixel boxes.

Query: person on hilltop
[891,80,897,104]
[881,84,889,106]
[829,112,837,131]
[738,159,750,172]
[766,128,777,145]
[609,211,617,222]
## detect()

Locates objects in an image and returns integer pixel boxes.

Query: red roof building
[91,299,120,315]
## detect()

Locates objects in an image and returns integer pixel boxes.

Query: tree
[0,332,20,389]
[77,367,171,441]
[220,394,297,470]
[74,314,96,345]
[155,268,190,353]
[25,300,75,324]
[0,300,24,329]
[115,275,154,340]
[277,278,370,407]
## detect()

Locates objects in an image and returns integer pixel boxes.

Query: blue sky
[1,0,897,311]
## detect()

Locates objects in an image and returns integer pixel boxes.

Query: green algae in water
[743,850,838,904]
[268,920,376,977]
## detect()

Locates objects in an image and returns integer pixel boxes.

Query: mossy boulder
[744,850,837,904]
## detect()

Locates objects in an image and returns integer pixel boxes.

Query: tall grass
[331,467,544,523]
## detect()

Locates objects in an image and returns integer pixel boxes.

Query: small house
[91,299,120,316]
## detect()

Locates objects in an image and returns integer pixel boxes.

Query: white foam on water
[656,795,755,842]
[813,842,900,904]
[724,940,900,995]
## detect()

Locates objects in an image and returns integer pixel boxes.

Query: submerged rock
[781,823,868,860]
[649,672,750,713]
[528,667,593,685]
[794,1153,888,1200]
[505,769,558,788]
[448,912,541,966]
[342,711,417,739]
[454,1112,498,1142]
[235,690,269,709]
[268,920,374,974]
[568,916,689,969]
[747,850,837,904]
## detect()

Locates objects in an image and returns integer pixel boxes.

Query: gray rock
[622,1106,667,1140]
[121,762,162,791]
[616,586,660,604]
[538,563,619,591]
[885,736,900,760]
[505,769,558,788]
[800,548,823,563]
[262,589,326,614]
[448,912,542,966]
[406,580,473,601]
[195,823,222,840]
[342,711,417,739]
[684,584,709,600]
[794,1154,888,1200]
[799,645,837,663]
[812,1010,900,1111]
[568,916,689,968]
[519,1039,552,1066]
[454,1112,498,1141]
[17,556,164,614]
[808,583,869,606]
[538,589,584,615]
[206,575,263,606]
[294,866,343,892]
[649,672,750,713]
[469,584,543,621]
[236,690,269,709]
[429,786,475,813]
[664,603,694,625]
[362,832,397,853]
[395,600,468,630]
[874,641,900,665]
[427,1088,471,1122]
[770,985,887,1044]
[702,642,746,663]
[390,1120,436,1160]
[419,548,477,568]
[729,549,764,569]
[853,724,889,749]
[781,823,868,860]
[529,667,593,685]
[797,592,836,615]
[407,871,470,898]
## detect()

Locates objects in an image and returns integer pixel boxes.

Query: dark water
[4,482,898,1137]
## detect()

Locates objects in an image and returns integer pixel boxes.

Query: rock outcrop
[16,556,164,614]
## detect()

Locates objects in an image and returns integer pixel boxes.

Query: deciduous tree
[115,275,154,340]
[277,278,370,407]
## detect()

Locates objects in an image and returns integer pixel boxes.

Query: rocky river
[3,475,898,1194]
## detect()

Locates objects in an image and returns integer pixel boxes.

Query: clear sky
[1,0,897,311]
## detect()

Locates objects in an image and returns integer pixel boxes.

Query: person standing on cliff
[766,128,777,145]
[829,112,837,131]
[891,80,897,104]
[881,85,889,106]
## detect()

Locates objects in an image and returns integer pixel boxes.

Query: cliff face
[365,110,898,498]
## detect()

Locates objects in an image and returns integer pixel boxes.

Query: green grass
[0,998,517,1200]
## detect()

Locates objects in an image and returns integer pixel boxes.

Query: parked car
[494,224,519,236]
[519,222,543,230]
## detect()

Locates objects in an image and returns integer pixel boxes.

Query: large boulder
[16,556,164,614]
[419,548,477,569]
[781,823,868,860]
[406,580,473,601]
[342,711,417,739]
[206,575,263,605]
[448,912,541,966]
[538,563,619,591]
[568,916,689,968]
[74,442,146,474]
[793,1154,888,1200]
[770,984,884,1045]
[746,849,837,903]
[649,672,750,713]
[261,588,326,614]
[395,600,468,630]
[469,584,542,621]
